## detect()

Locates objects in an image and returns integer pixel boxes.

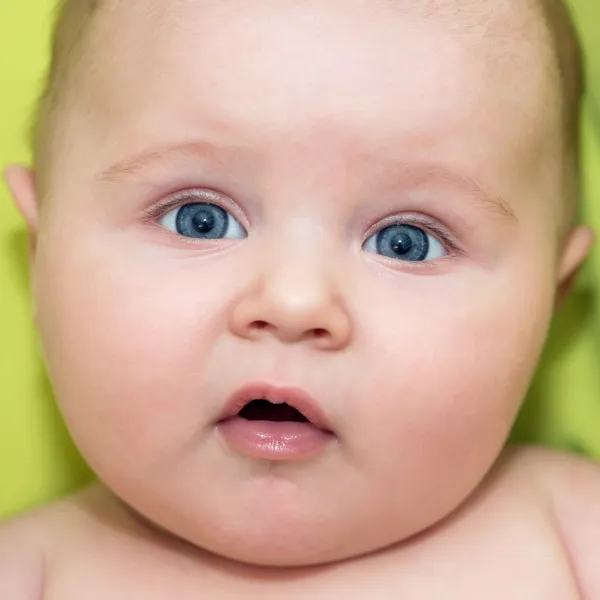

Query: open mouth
[217,383,334,459]
[238,399,310,423]
[218,382,332,432]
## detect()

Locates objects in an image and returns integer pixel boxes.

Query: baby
[1,0,599,596]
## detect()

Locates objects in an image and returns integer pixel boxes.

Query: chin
[199,534,369,568]
[164,504,420,568]
[139,507,368,567]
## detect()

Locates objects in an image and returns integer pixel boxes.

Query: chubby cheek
[33,228,237,476]
[350,265,554,511]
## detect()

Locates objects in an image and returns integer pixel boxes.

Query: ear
[3,165,39,258]
[556,225,595,305]
[4,165,42,324]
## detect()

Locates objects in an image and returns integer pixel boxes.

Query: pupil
[192,210,215,234]
[391,232,413,255]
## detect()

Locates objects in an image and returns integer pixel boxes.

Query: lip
[216,382,335,461]
[218,382,333,432]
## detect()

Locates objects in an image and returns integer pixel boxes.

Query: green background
[1,1,599,518]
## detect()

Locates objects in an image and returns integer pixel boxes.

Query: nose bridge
[260,208,336,286]
[265,242,332,314]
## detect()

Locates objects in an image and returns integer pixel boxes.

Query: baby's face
[13,0,589,565]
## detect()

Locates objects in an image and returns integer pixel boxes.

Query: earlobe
[557,225,595,305]
[3,164,39,252]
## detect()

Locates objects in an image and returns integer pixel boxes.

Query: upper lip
[218,382,333,432]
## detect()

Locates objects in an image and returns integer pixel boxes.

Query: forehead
[90,0,551,71]
[66,0,560,197]
[91,0,550,54]
[96,0,545,30]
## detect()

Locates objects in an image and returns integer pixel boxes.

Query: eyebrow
[97,141,222,183]
[98,142,517,222]
[389,163,518,222]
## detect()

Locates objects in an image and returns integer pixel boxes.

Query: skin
[4,0,594,570]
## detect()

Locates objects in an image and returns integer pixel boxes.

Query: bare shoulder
[503,444,600,598]
[502,443,600,502]
[0,506,48,599]
[0,484,101,599]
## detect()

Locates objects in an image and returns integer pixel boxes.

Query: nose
[229,261,352,351]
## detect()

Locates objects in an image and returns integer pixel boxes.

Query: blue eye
[363,224,446,262]
[160,202,246,240]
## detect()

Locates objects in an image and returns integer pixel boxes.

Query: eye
[159,202,246,240]
[363,223,446,262]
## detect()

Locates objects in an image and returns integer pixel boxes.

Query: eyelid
[364,213,464,257]
[144,195,462,257]
[142,188,250,231]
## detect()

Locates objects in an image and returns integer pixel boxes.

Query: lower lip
[218,417,334,461]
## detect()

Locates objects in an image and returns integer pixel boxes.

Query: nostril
[244,321,333,343]
[312,328,328,338]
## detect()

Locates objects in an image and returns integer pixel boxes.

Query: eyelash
[143,190,463,256]
[141,190,244,226]
[366,214,463,257]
